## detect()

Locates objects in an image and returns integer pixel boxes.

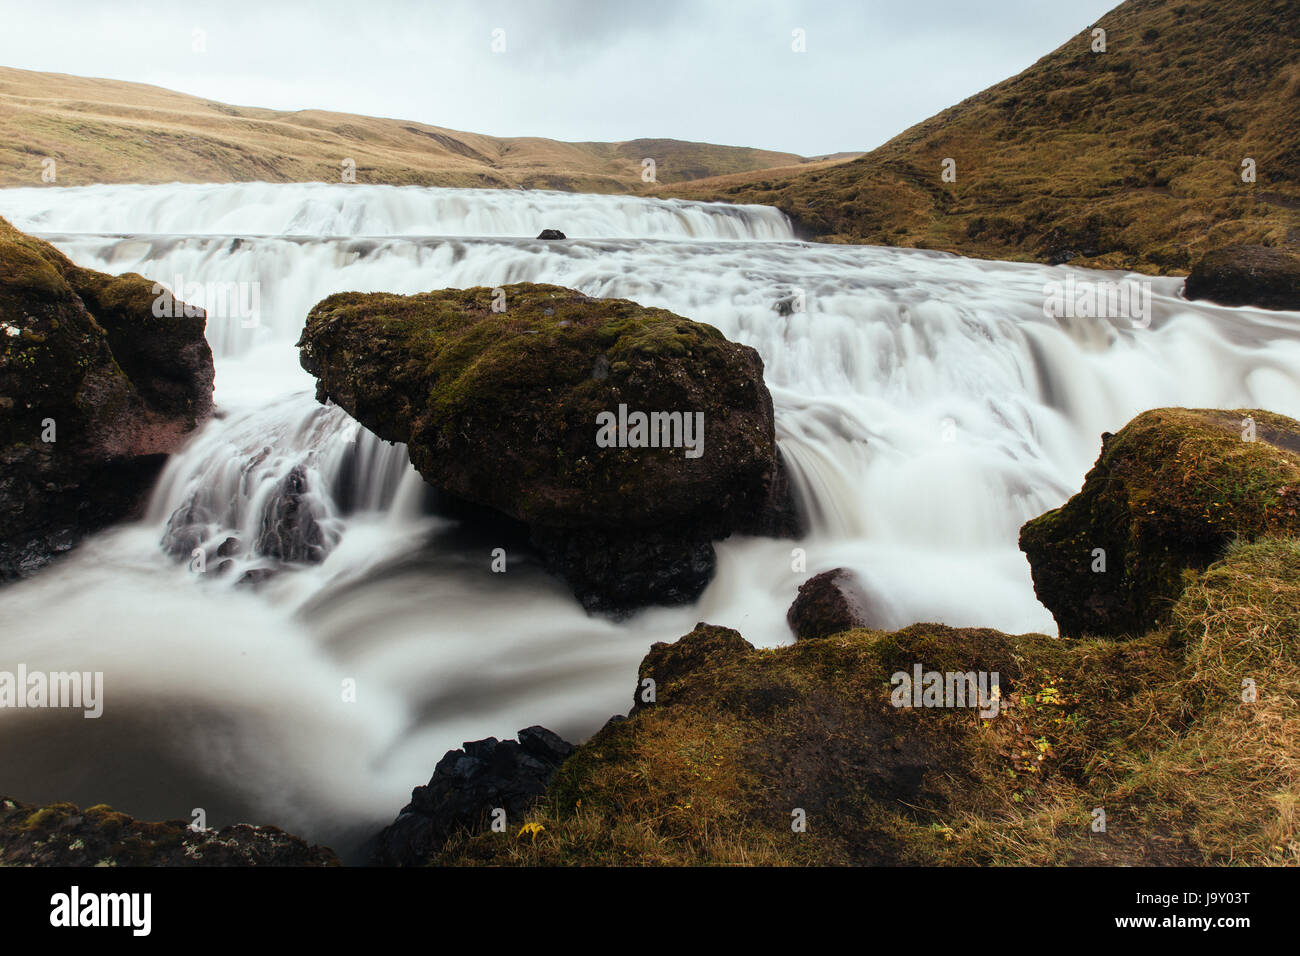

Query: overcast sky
[1,0,1120,156]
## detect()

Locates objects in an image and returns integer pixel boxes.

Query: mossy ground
[0,797,340,866]
[435,536,1298,865]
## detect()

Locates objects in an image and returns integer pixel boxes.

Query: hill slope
[0,66,822,192]
[669,0,1300,273]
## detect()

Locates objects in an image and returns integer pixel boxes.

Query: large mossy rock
[423,537,1300,866]
[1019,407,1300,638]
[1184,245,1300,311]
[0,217,214,579]
[0,796,339,866]
[298,283,800,611]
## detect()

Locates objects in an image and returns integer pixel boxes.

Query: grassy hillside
[0,66,823,192]
[669,0,1300,274]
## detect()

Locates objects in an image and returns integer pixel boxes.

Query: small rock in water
[536,228,566,240]
[787,568,875,640]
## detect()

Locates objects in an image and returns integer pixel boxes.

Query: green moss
[16,803,75,832]
[439,530,1300,866]
[1021,407,1300,637]
[298,283,775,530]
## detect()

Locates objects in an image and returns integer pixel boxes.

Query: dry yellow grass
[0,66,821,192]
[669,0,1300,273]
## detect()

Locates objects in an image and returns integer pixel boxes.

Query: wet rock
[787,567,874,640]
[0,216,214,581]
[370,726,574,866]
[536,229,566,240]
[1184,245,1300,311]
[256,465,328,563]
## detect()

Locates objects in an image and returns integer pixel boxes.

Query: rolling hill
[0,66,845,192]
[667,0,1300,273]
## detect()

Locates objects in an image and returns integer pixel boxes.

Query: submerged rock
[0,796,339,866]
[256,464,328,563]
[1020,407,1300,638]
[1184,245,1300,311]
[786,567,874,640]
[370,726,574,866]
[0,216,214,580]
[298,283,801,612]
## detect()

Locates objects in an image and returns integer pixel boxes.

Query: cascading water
[3,182,1300,860]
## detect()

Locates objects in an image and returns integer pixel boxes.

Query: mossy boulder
[0,216,214,579]
[1184,245,1300,311]
[1019,407,1300,638]
[0,796,339,866]
[429,620,1054,866]
[429,535,1300,866]
[298,283,801,611]
[786,568,874,641]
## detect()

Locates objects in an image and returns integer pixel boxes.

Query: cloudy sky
[1,0,1119,156]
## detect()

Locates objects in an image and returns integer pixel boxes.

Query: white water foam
[2,182,1299,858]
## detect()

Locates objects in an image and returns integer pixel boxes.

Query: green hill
[670,0,1300,274]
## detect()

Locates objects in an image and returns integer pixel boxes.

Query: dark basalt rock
[370,726,574,866]
[298,283,802,612]
[536,229,566,240]
[1020,407,1300,638]
[787,567,874,641]
[256,465,328,564]
[0,216,214,580]
[1184,245,1300,311]
[0,796,339,866]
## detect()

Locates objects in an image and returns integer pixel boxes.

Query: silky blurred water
[2,182,1299,860]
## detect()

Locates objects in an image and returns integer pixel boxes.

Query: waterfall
[3,181,1300,860]
[0,182,795,240]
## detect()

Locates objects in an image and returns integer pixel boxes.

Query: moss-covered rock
[432,534,1300,866]
[0,216,214,579]
[0,796,339,866]
[1019,407,1300,638]
[1184,245,1300,311]
[298,283,800,611]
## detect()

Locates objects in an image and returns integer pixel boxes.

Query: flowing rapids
[3,182,1299,859]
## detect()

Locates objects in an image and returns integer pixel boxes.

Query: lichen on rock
[0,796,339,866]
[297,282,802,611]
[0,216,215,579]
